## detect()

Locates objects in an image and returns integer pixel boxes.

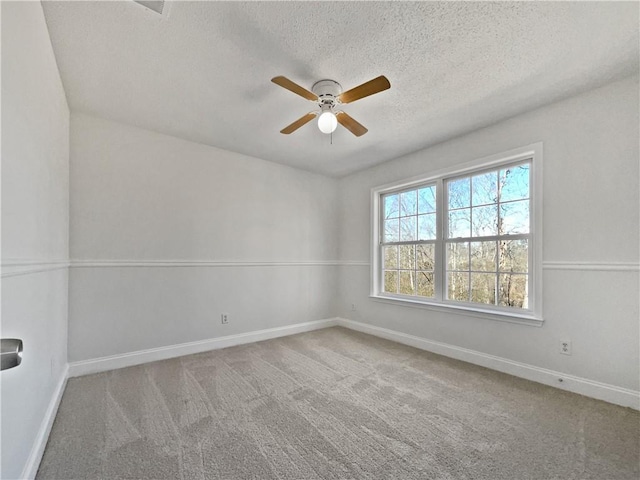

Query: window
[382,185,437,298]
[372,144,542,323]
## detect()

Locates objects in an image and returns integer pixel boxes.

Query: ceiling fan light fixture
[318,110,337,134]
[272,75,390,136]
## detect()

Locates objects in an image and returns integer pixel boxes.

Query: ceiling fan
[271,75,391,137]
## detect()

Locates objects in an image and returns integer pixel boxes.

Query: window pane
[400,190,417,216]
[417,271,434,297]
[447,272,469,302]
[448,178,470,209]
[400,216,417,241]
[448,208,470,238]
[499,200,529,234]
[499,239,528,273]
[399,271,416,295]
[447,242,469,271]
[418,214,436,240]
[384,194,399,219]
[470,241,497,272]
[498,273,528,308]
[472,172,498,206]
[471,273,496,305]
[417,244,435,270]
[500,164,529,202]
[384,218,399,242]
[472,204,498,237]
[384,246,398,269]
[418,186,436,214]
[384,271,398,293]
[399,245,415,270]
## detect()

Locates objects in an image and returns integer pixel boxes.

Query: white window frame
[370,143,543,326]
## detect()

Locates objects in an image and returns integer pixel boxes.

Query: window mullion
[435,178,445,302]
[443,233,529,243]
[381,240,437,247]
[379,195,385,293]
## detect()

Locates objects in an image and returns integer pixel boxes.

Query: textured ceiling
[42,1,638,177]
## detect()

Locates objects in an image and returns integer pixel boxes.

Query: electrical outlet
[351,303,356,311]
[560,340,572,355]
[221,313,229,324]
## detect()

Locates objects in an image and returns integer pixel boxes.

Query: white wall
[1,2,70,479]
[337,75,639,392]
[68,114,339,361]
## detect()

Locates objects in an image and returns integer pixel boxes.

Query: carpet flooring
[38,327,639,479]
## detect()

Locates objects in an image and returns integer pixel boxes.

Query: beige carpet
[38,327,639,479]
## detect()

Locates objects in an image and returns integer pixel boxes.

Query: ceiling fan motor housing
[312,79,342,109]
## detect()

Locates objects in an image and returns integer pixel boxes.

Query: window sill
[369,294,544,327]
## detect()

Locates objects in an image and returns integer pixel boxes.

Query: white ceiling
[42,1,638,177]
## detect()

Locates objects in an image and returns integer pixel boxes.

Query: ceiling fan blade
[271,76,318,101]
[338,75,391,104]
[336,111,368,137]
[280,112,317,134]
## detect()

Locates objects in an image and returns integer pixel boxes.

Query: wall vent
[134,1,165,15]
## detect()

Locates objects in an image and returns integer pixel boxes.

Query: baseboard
[336,318,640,410]
[20,364,69,480]
[68,318,339,377]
